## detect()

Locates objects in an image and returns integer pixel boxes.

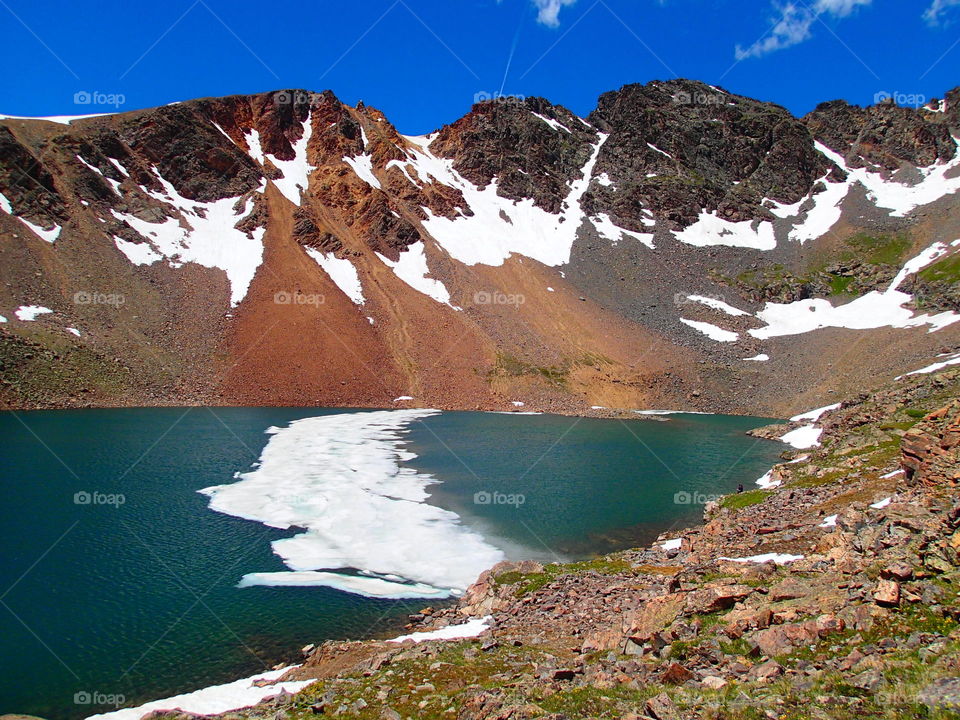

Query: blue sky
[1,0,958,133]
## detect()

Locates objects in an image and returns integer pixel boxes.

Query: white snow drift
[110,169,265,306]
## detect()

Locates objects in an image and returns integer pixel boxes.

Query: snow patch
[590,213,654,248]
[755,470,780,489]
[679,318,739,342]
[243,128,264,165]
[531,112,571,133]
[743,353,770,362]
[110,169,265,306]
[771,172,849,244]
[817,139,960,218]
[779,424,822,449]
[674,212,776,251]
[900,351,960,378]
[749,240,960,341]
[686,295,750,317]
[113,236,163,265]
[376,242,458,309]
[720,553,804,565]
[19,217,61,243]
[410,131,610,267]
[343,153,382,190]
[267,115,315,205]
[790,403,841,422]
[305,248,365,305]
[14,305,52,321]
[388,616,492,643]
[85,667,315,720]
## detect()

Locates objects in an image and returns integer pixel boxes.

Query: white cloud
[925,0,960,24]
[735,0,871,59]
[532,0,577,27]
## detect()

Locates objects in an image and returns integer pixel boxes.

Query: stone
[881,562,913,580]
[622,594,686,642]
[684,584,753,614]
[815,614,846,636]
[754,620,819,657]
[873,579,901,607]
[769,579,814,601]
[918,677,960,711]
[701,675,728,690]
[659,662,694,685]
[748,659,783,681]
[644,692,680,720]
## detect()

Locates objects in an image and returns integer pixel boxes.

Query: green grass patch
[721,489,771,510]
[918,253,960,285]
[494,556,633,597]
[846,232,912,266]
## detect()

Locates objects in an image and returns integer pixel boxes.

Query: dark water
[0,407,781,719]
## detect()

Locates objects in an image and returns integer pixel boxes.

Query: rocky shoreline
[123,365,960,720]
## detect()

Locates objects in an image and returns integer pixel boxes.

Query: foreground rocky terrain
[166,364,960,720]
[2,80,959,417]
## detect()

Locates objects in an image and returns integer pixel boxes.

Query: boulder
[622,593,686,642]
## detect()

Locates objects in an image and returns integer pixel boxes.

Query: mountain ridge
[1,79,959,415]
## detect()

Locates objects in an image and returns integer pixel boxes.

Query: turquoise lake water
[0,407,781,719]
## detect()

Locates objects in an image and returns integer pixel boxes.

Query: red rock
[874,579,901,607]
[659,662,694,685]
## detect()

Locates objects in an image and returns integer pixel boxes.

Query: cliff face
[1,81,959,415]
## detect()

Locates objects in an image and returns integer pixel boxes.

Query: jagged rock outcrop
[585,79,831,228]
[804,94,959,173]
